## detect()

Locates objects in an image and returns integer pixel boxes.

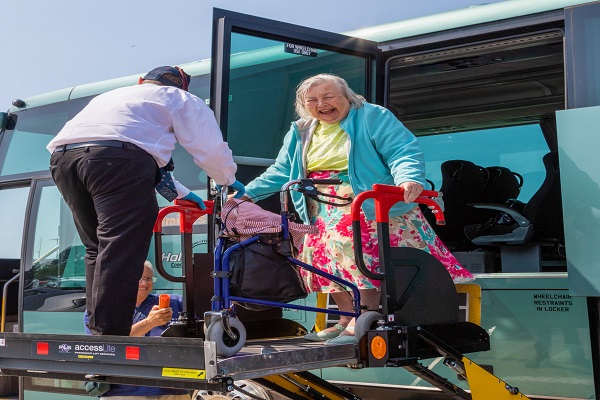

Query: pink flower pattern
[300,171,474,293]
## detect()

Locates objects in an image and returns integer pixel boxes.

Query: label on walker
[162,367,206,380]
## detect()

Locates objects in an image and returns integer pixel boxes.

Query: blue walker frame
[212,178,362,320]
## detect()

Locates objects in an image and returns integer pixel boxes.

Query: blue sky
[0,0,504,109]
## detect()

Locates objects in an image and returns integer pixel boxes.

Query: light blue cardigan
[244,102,426,222]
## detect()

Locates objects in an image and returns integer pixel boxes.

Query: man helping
[47,66,244,336]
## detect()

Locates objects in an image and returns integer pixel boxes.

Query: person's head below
[137,260,157,306]
[138,66,191,92]
[294,73,365,124]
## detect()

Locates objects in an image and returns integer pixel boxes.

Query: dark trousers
[50,146,159,335]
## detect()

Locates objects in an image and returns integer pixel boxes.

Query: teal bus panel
[321,275,594,398]
[23,311,87,334]
[557,105,600,296]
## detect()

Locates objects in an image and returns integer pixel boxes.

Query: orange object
[159,294,170,309]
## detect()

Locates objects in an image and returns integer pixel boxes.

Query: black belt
[55,140,143,152]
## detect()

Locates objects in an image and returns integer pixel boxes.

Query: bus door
[20,177,87,331]
[6,178,87,398]
[558,1,600,296]
[557,1,600,395]
[209,8,380,195]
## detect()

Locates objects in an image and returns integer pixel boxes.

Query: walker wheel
[354,311,383,341]
[205,316,246,357]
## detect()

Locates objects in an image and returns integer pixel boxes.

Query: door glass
[0,186,29,258]
[226,32,367,163]
[23,182,86,312]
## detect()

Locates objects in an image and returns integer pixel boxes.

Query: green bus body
[1,0,600,398]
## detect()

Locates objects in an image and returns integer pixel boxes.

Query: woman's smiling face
[304,82,351,124]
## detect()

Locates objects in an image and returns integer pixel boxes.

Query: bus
[1,0,600,398]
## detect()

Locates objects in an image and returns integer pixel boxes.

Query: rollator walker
[154,178,364,356]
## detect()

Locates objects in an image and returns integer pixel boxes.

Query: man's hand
[398,182,424,203]
[181,192,206,209]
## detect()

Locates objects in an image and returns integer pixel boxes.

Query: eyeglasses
[139,276,157,283]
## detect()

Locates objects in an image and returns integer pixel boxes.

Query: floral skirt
[299,170,474,293]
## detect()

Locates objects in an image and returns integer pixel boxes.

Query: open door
[560,2,600,397]
[210,8,380,187]
[560,1,600,296]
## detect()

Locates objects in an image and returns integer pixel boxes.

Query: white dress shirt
[47,83,237,186]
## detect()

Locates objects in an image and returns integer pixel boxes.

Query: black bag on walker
[227,233,308,311]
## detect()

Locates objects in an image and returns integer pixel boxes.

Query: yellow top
[306,122,349,172]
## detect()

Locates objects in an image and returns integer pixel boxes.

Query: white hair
[143,260,154,274]
[294,73,365,119]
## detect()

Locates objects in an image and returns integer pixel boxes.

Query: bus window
[0,98,90,178]
[417,124,565,273]
[418,124,549,202]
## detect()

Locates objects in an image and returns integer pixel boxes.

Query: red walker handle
[153,200,214,234]
[351,184,445,281]
[153,199,215,284]
[351,184,445,224]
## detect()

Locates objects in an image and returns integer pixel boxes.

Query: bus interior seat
[423,160,489,248]
[482,166,523,204]
[464,152,563,270]
[424,161,526,248]
[460,166,525,239]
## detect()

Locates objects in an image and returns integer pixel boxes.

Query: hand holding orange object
[159,294,170,309]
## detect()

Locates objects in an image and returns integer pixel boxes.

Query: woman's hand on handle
[216,180,246,199]
[229,180,246,198]
[398,181,424,203]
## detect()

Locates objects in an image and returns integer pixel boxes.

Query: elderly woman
[243,74,473,344]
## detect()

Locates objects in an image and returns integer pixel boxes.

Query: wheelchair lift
[0,185,531,400]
